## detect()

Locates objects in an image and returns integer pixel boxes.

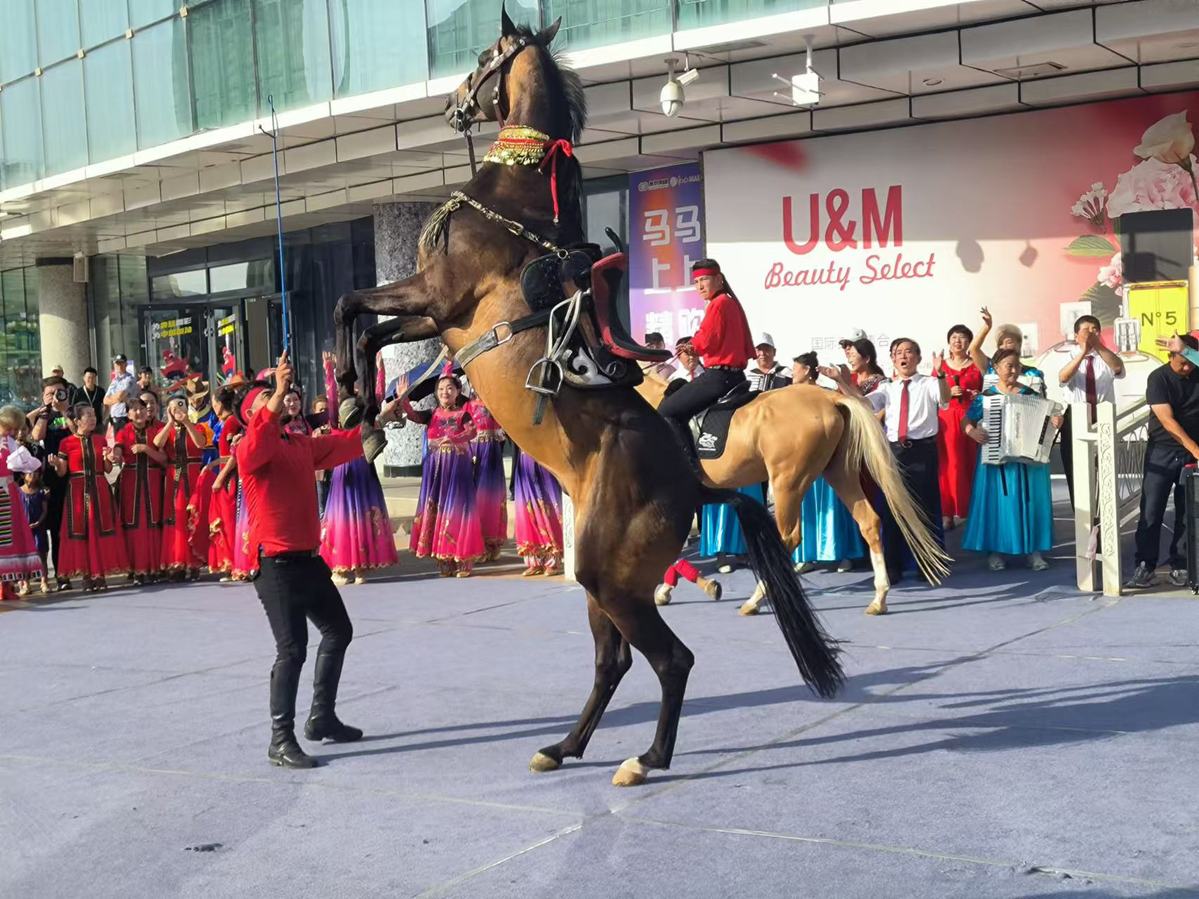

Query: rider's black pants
[658,368,747,464]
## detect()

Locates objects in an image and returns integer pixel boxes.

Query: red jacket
[690,292,754,368]
[237,407,363,556]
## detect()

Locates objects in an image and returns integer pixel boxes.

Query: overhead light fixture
[922,77,943,87]
[771,35,822,107]
[660,55,699,117]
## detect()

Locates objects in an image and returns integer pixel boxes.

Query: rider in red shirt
[658,258,755,467]
[236,352,370,769]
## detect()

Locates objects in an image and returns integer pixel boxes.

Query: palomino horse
[333,13,842,787]
[637,375,949,615]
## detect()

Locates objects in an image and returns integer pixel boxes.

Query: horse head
[444,9,582,143]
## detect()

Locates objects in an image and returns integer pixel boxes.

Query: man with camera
[28,377,74,589]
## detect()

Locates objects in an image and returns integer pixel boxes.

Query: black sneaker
[1125,562,1155,589]
[1169,569,1189,588]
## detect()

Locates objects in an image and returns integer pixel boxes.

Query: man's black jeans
[1133,442,1191,570]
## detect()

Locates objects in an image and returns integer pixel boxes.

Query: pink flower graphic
[1106,157,1199,223]
[1097,251,1123,296]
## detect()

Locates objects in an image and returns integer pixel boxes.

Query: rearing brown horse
[333,13,842,787]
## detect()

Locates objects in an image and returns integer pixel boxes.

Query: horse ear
[539,17,562,45]
[500,4,517,36]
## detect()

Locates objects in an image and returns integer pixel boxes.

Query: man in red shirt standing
[237,352,371,769]
[658,258,755,467]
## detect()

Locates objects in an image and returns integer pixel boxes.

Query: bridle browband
[450,36,530,174]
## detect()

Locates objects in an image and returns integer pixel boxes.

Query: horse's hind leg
[740,471,813,616]
[529,594,631,772]
[823,451,888,615]
[603,599,695,787]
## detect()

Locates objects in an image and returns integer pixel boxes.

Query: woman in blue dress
[789,352,865,572]
[961,348,1059,571]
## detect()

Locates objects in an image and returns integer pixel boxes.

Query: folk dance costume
[933,359,983,520]
[159,420,213,577]
[407,400,485,576]
[792,477,865,569]
[318,360,396,582]
[468,398,507,561]
[865,373,946,581]
[0,438,44,596]
[55,433,128,586]
[512,448,564,575]
[207,416,242,577]
[961,386,1053,565]
[115,420,166,581]
[236,384,366,769]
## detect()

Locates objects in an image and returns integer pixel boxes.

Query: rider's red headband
[692,267,720,278]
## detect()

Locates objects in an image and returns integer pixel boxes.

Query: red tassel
[539,139,574,224]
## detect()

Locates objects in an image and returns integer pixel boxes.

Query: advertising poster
[628,163,706,346]
[704,92,1199,403]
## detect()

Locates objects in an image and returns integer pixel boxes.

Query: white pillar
[36,260,90,381]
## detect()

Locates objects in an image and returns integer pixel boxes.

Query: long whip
[259,95,290,353]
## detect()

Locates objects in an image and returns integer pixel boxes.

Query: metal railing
[1073,399,1151,596]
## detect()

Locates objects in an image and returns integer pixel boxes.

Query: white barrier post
[561,492,576,582]
[1072,401,1099,593]
[1095,401,1122,597]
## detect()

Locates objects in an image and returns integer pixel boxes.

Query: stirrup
[525,357,563,396]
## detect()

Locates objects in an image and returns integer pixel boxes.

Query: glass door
[243,293,289,378]
[204,304,243,385]
[141,306,205,392]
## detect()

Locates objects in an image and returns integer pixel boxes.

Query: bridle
[450,36,530,175]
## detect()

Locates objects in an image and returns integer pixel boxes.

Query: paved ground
[3,522,1198,898]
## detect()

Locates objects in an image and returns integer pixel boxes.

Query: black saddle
[696,384,757,460]
[520,245,601,312]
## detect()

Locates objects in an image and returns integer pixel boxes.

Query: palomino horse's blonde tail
[834,394,952,584]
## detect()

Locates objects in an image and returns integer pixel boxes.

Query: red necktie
[898,379,911,442]
[1084,355,1097,423]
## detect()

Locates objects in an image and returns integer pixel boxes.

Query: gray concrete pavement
[1,538,1197,898]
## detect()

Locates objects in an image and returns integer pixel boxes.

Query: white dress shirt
[867,373,942,442]
[1062,347,1121,404]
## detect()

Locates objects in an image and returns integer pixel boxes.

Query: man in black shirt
[71,367,105,424]
[1127,335,1199,588]
[28,377,75,589]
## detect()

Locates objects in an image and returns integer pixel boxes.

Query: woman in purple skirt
[512,446,564,576]
[320,357,398,585]
[468,396,507,561]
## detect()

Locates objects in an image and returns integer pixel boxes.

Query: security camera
[660,57,700,117]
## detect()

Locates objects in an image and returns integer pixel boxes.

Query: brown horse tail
[699,484,843,698]
[833,395,951,584]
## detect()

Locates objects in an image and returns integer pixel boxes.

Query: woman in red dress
[207,385,243,579]
[115,397,167,584]
[934,324,983,529]
[155,395,213,581]
[51,404,128,591]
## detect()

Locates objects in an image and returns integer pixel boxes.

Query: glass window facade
[677,0,818,28]
[132,17,194,150]
[0,267,43,407]
[79,0,130,48]
[426,0,539,78]
[1,77,45,189]
[41,59,89,176]
[190,0,257,130]
[36,0,81,66]
[90,255,145,378]
[128,0,178,28]
[330,0,428,97]
[0,2,37,85]
[83,39,137,162]
[253,0,334,111]
[544,0,671,51]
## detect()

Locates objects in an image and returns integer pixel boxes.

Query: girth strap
[456,308,553,370]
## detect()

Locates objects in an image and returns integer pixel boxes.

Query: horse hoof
[738,600,759,616]
[865,599,887,616]
[702,579,722,601]
[529,752,561,773]
[654,584,672,606]
[611,757,648,787]
[362,425,387,464]
[339,397,365,429]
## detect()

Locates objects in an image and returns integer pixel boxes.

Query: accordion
[980,393,1062,465]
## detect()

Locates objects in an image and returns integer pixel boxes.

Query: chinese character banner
[628,163,706,346]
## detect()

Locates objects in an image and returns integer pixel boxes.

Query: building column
[36,258,90,381]
[374,201,441,475]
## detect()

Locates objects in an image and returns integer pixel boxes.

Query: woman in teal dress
[789,352,865,572]
[961,348,1058,571]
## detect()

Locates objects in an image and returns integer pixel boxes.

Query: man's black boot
[268,659,318,768]
[304,648,363,743]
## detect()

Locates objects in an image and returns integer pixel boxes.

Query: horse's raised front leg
[333,271,437,401]
[354,314,438,426]
[529,594,631,773]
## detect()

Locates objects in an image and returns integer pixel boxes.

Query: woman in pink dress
[468,395,507,561]
[319,356,397,584]
[404,374,484,577]
[0,406,44,599]
[512,447,564,576]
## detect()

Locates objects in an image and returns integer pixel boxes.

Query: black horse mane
[512,25,588,143]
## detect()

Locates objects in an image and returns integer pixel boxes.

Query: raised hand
[980,306,993,328]
[930,350,945,371]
